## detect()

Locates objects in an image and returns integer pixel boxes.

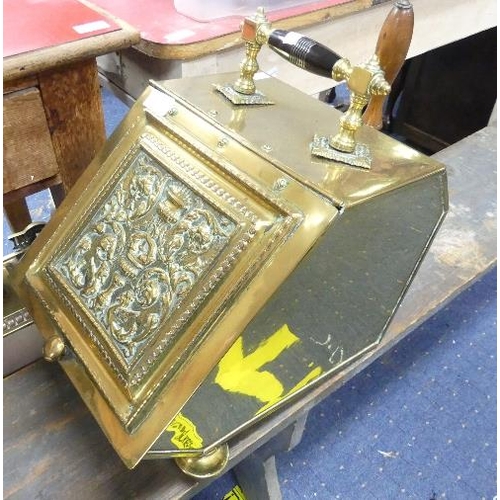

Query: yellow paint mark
[222,485,247,500]
[215,324,299,403]
[166,412,203,450]
[257,365,323,414]
[215,324,323,413]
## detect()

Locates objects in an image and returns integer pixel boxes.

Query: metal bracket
[214,84,274,105]
[310,135,372,169]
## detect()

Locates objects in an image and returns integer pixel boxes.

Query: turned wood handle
[363,0,414,129]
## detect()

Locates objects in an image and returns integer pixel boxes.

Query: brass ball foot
[175,444,229,479]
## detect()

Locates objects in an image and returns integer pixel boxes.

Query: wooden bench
[3,0,139,232]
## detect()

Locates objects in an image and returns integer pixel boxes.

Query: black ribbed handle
[268,29,342,79]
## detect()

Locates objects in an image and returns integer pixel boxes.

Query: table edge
[128,0,373,60]
[4,21,139,82]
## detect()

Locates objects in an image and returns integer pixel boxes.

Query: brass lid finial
[214,8,274,104]
[328,54,390,156]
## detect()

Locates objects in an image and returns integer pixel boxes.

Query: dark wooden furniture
[389,27,497,153]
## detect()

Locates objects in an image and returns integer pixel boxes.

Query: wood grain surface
[3,199,32,233]
[3,87,60,193]
[363,1,414,129]
[3,61,106,230]
[38,59,106,192]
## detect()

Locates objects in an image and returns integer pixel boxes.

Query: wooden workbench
[4,125,496,499]
[93,0,497,99]
[3,0,140,231]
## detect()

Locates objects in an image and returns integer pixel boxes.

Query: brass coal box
[11,72,447,469]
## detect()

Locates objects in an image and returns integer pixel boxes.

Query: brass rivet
[272,177,289,192]
[43,336,65,362]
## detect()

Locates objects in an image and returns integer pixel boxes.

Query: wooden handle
[363,0,414,129]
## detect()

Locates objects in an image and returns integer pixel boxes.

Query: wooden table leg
[39,58,106,192]
[4,59,106,236]
[49,184,65,207]
[4,198,31,233]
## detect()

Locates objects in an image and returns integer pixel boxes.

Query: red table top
[91,0,351,46]
[3,0,121,58]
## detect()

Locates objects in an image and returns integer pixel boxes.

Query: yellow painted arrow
[215,324,322,414]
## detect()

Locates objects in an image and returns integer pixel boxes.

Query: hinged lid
[11,80,337,467]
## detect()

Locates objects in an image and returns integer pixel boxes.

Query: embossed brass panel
[11,72,447,470]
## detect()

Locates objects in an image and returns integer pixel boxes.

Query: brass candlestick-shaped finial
[233,7,271,95]
[214,8,274,105]
[329,55,390,153]
[311,53,391,168]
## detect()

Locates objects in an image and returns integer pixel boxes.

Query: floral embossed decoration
[53,150,236,363]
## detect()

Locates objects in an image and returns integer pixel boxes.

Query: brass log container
[11,72,448,469]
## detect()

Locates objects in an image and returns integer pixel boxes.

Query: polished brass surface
[11,78,337,468]
[174,444,229,479]
[221,6,394,165]
[217,8,273,105]
[144,72,447,457]
[150,174,448,458]
[43,335,65,362]
[327,54,390,162]
[233,7,270,94]
[163,72,446,207]
[220,6,392,165]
